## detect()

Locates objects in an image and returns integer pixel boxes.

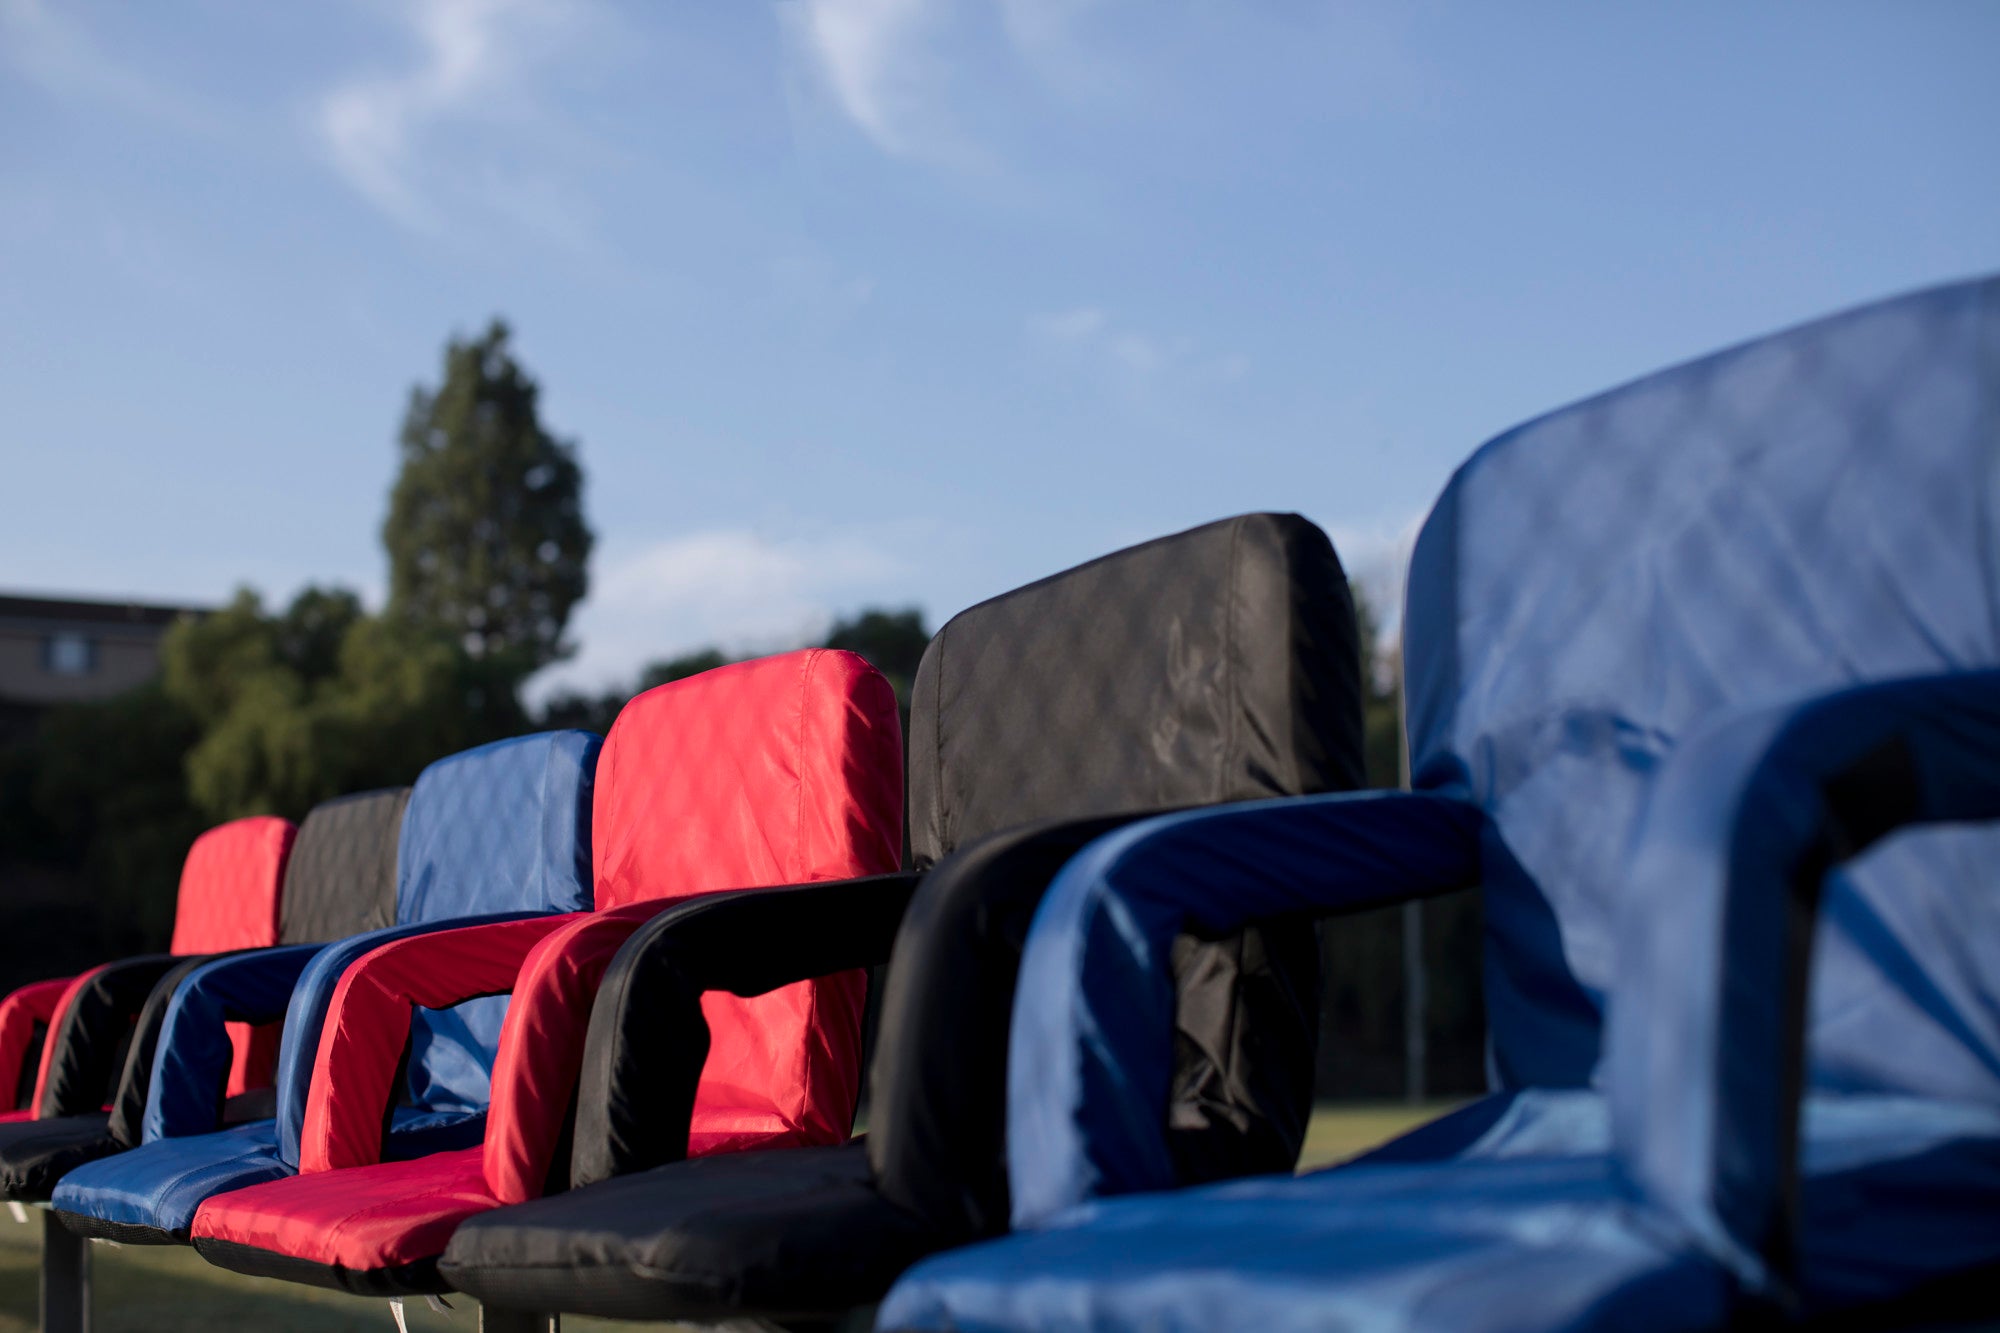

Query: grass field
[0,1103,1449,1332]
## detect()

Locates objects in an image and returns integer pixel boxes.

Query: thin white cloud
[1029,305,1243,386]
[527,528,907,702]
[0,0,212,131]
[317,0,593,234]
[790,0,940,157]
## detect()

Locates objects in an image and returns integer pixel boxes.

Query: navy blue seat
[51,731,599,1242]
[880,274,2000,1332]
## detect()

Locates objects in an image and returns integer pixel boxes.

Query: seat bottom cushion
[880,1154,1728,1333]
[51,1104,490,1245]
[192,1145,500,1293]
[441,1140,947,1322]
[878,1093,2000,1333]
[0,1113,115,1201]
[53,1119,291,1243]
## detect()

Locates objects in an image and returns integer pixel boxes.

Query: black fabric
[868,812,1184,1236]
[37,954,180,1118]
[56,1211,185,1245]
[906,512,1362,868]
[447,513,1362,1322]
[570,873,925,1190]
[12,1025,45,1110]
[106,955,218,1147]
[190,1235,444,1297]
[0,1113,113,1202]
[278,787,408,946]
[443,1142,935,1321]
[0,956,225,1202]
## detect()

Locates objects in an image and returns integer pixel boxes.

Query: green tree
[161,586,506,820]
[824,607,928,714]
[383,320,592,686]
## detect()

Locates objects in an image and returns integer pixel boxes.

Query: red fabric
[194,1146,496,1273]
[0,978,73,1112]
[16,817,296,1116]
[300,915,578,1174]
[592,649,904,906]
[167,817,295,954]
[26,966,115,1118]
[168,817,294,1097]
[482,900,672,1204]
[203,648,904,1273]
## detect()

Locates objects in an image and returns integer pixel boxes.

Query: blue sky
[4,1,1997,700]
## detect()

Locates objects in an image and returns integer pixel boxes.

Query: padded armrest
[106,955,222,1146]
[140,944,325,1143]
[273,911,547,1168]
[569,871,924,1190]
[0,978,74,1111]
[1004,791,1484,1227]
[867,810,1201,1237]
[483,899,706,1204]
[1609,669,2000,1299]
[37,955,187,1118]
[300,914,581,1173]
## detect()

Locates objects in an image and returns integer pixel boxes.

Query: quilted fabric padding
[1403,274,2000,1091]
[278,788,408,945]
[591,649,904,908]
[167,817,295,955]
[905,512,1362,868]
[195,648,903,1282]
[396,731,600,1114]
[397,732,598,924]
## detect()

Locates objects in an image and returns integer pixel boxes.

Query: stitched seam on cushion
[794,649,821,883]
[1219,516,1245,803]
[932,621,948,856]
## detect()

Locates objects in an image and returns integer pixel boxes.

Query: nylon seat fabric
[0,817,294,1201]
[441,512,1366,1322]
[879,276,2000,1332]
[53,736,598,1243]
[191,649,904,1292]
[45,786,413,1237]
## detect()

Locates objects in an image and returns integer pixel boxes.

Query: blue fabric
[57,730,601,1239]
[1401,274,2000,1090]
[51,1107,490,1236]
[881,1092,2000,1333]
[145,944,324,1143]
[270,912,538,1169]
[395,730,599,1113]
[1006,791,1482,1226]
[1607,671,2000,1287]
[884,276,2000,1332]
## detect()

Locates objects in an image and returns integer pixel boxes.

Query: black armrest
[39,955,189,1118]
[569,871,924,1189]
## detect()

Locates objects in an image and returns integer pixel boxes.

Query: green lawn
[0,1104,1452,1331]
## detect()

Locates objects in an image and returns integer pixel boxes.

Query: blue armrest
[1007,790,1485,1227]
[270,911,547,1168]
[1608,668,2000,1297]
[144,944,326,1141]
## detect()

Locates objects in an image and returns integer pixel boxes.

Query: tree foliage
[158,586,509,820]
[384,320,592,685]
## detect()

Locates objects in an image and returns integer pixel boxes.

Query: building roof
[0,592,207,629]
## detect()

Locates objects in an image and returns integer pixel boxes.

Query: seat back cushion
[595,649,903,1148]
[278,789,410,945]
[165,816,297,1096]
[875,518,1361,1234]
[905,512,1363,869]
[1404,273,2000,1093]
[396,731,601,1112]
